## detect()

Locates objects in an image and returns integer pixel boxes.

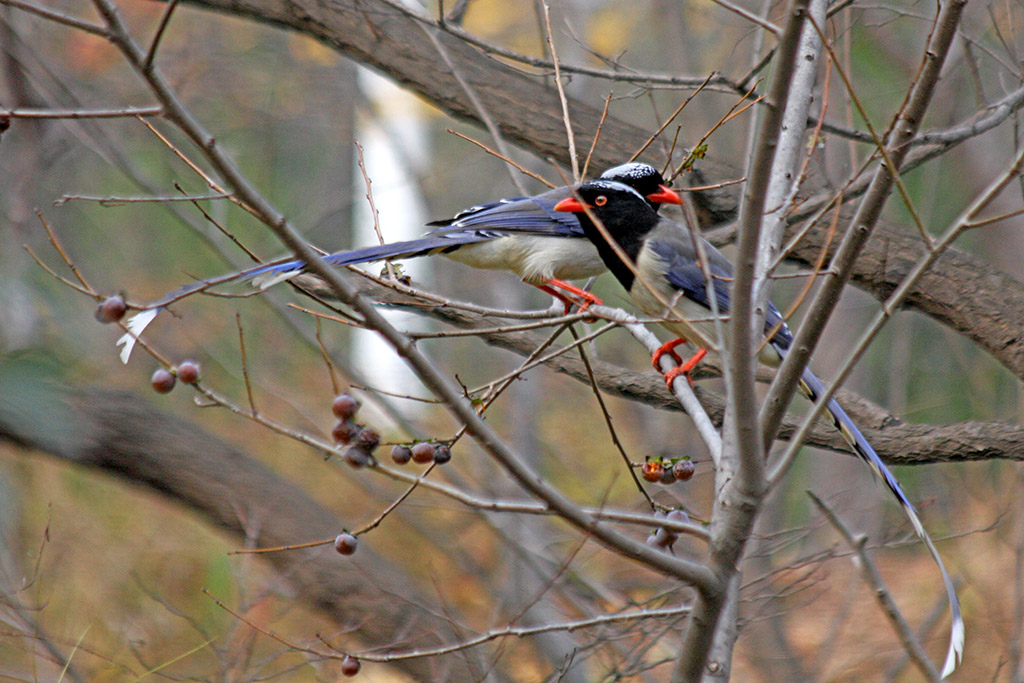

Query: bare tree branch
[304,271,1024,466]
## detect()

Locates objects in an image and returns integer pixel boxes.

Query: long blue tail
[784,346,963,677]
[117,234,481,363]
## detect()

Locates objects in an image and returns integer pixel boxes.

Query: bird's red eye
[595,195,607,206]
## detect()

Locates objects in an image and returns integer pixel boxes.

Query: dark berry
[667,509,690,525]
[331,393,359,420]
[354,428,380,453]
[331,420,361,445]
[151,368,176,394]
[673,459,695,482]
[432,443,451,465]
[660,466,676,485]
[652,526,675,548]
[334,532,358,555]
[95,296,127,323]
[340,655,360,676]
[641,460,664,483]
[410,442,435,464]
[344,446,370,468]
[177,360,200,384]
[391,445,412,465]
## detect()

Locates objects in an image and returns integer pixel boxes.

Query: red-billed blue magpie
[554,179,963,678]
[118,163,680,362]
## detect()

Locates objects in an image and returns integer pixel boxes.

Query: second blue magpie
[554,179,963,678]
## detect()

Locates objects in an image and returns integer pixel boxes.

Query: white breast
[444,236,604,284]
[630,245,728,352]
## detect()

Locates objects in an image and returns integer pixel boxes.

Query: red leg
[664,348,707,390]
[534,279,602,314]
[651,338,688,369]
[535,283,575,314]
[546,278,602,311]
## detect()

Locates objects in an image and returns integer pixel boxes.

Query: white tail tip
[115,309,160,364]
[941,617,965,678]
[251,270,298,290]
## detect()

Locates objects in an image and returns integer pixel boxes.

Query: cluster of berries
[150,360,201,394]
[331,394,453,467]
[331,394,381,467]
[646,509,690,552]
[640,456,695,484]
[388,441,451,466]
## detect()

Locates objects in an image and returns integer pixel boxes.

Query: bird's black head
[554,180,667,287]
[554,180,661,236]
[599,163,679,213]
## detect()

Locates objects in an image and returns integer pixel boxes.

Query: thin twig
[54,192,230,206]
[420,23,527,194]
[235,314,257,416]
[23,245,95,298]
[709,0,780,34]
[0,105,162,118]
[805,14,933,249]
[0,0,107,35]
[174,181,266,264]
[354,140,397,281]
[581,92,613,179]
[629,76,712,163]
[36,211,93,292]
[422,7,738,91]
[468,321,586,399]
[203,589,327,656]
[446,129,555,188]
[229,537,333,555]
[142,0,179,70]
[669,84,762,181]
[567,324,655,507]
[808,492,941,682]
[136,117,257,219]
[315,318,340,395]
[354,462,436,535]
[540,0,578,181]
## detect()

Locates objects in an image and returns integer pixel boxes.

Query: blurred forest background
[1,0,1023,680]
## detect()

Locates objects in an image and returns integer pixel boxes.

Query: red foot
[652,338,688,369]
[664,348,707,390]
[536,278,603,314]
[536,284,574,313]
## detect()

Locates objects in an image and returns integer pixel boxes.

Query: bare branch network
[1,0,1022,680]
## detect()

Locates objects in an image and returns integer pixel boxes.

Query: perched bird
[554,179,963,678]
[117,163,681,363]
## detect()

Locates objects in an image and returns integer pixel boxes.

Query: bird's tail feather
[790,356,963,678]
[116,236,472,363]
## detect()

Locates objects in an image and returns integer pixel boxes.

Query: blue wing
[652,237,793,347]
[425,190,584,239]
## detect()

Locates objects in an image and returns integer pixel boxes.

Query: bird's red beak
[646,184,683,205]
[553,197,587,213]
